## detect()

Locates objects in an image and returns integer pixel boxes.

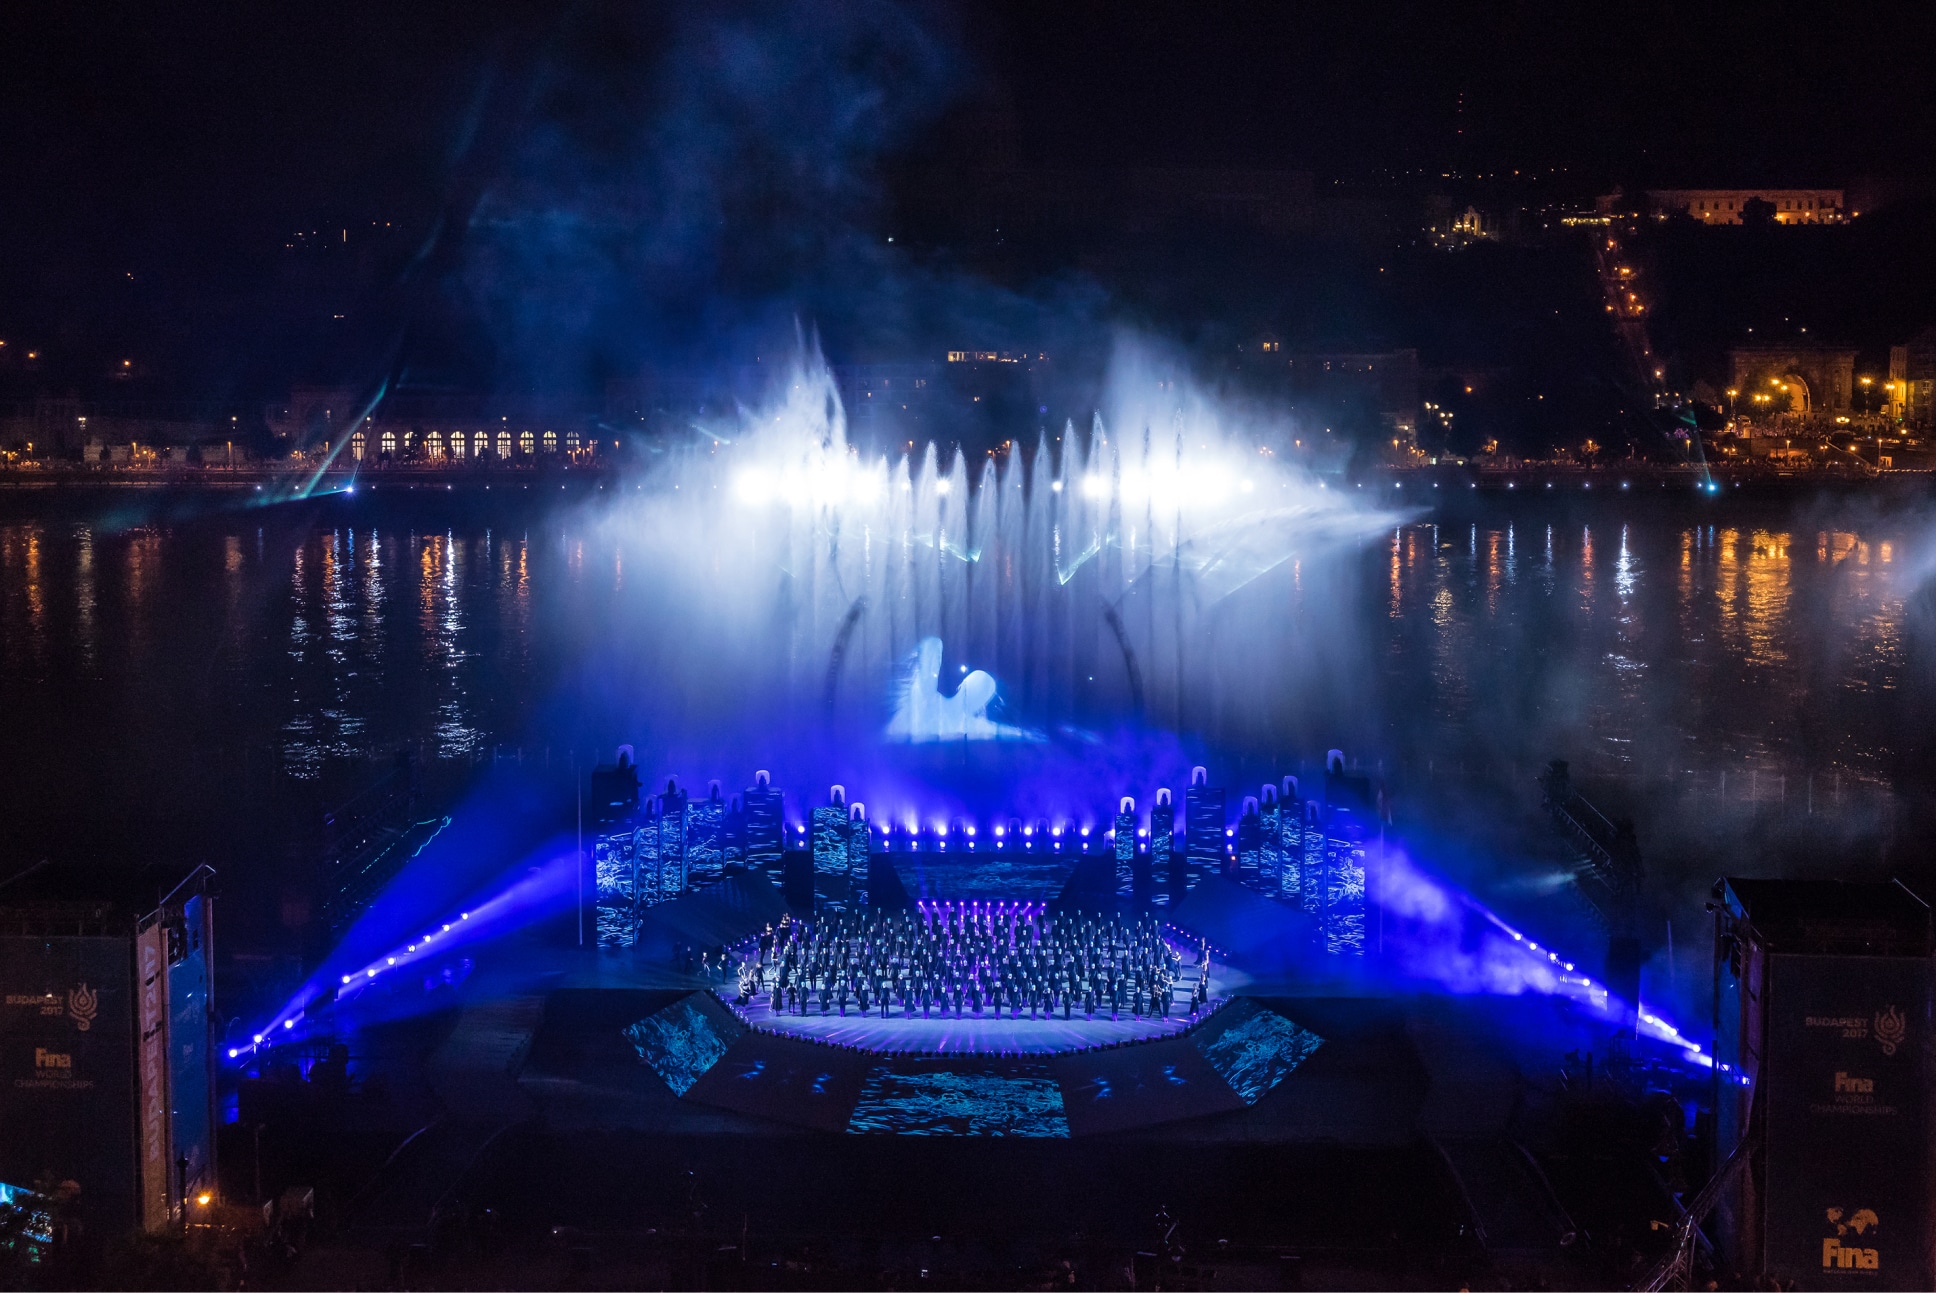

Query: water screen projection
[579,342,1396,824]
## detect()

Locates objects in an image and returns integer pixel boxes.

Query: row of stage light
[779,819,1254,855]
[227,909,478,1060]
[1473,904,1745,1084]
[232,847,582,1062]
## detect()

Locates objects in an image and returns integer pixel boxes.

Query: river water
[3,484,1933,1005]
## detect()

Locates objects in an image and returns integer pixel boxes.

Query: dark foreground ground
[8,919,1710,1292]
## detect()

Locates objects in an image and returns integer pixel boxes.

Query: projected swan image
[885,638,1040,743]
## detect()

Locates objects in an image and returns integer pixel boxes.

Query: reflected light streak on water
[0,507,1927,804]
[2,449,1936,938]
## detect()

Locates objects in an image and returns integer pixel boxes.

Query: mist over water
[569,343,1394,823]
[3,477,1933,857]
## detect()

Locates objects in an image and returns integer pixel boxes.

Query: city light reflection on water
[1375,513,1915,787]
[0,497,1929,895]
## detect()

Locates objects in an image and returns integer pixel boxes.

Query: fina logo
[1873,1005,1906,1057]
[67,983,98,1032]
[1823,1207,1880,1272]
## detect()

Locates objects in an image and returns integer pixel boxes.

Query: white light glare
[1115,464,1243,507]
[732,469,774,504]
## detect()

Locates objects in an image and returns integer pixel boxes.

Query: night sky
[2,2,1932,405]
[981,2,1933,179]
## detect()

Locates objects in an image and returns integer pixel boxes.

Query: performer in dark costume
[736,906,1188,1029]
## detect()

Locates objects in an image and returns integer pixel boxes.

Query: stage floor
[732,995,1205,1053]
[727,942,1225,1055]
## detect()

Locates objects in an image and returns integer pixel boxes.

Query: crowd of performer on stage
[728,905,1212,1022]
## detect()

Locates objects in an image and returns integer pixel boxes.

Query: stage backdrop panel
[887,853,1082,903]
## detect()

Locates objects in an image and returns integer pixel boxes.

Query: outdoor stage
[727,1002,1198,1054]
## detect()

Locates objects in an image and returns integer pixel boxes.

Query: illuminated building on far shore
[1889,327,1936,430]
[1596,189,1847,224]
[1728,347,1857,423]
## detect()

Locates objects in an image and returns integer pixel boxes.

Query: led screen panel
[1192,999,1324,1104]
[625,993,739,1095]
[847,1061,1070,1137]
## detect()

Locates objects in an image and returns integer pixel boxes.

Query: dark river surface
[4,481,1934,1024]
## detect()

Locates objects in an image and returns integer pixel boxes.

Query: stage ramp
[542,989,1368,1139]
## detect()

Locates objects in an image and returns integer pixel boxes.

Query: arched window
[379,430,397,456]
[426,431,445,461]
[542,430,558,453]
[565,431,581,454]
[496,430,512,458]
[449,430,466,459]
[350,431,366,461]
[519,430,535,456]
[474,430,490,458]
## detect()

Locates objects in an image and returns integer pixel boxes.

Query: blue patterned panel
[887,852,1080,901]
[847,1065,1071,1137]
[1321,833,1366,955]
[593,835,630,903]
[1192,1002,1324,1104]
[624,996,735,1095]
[811,804,849,879]
[687,796,725,885]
